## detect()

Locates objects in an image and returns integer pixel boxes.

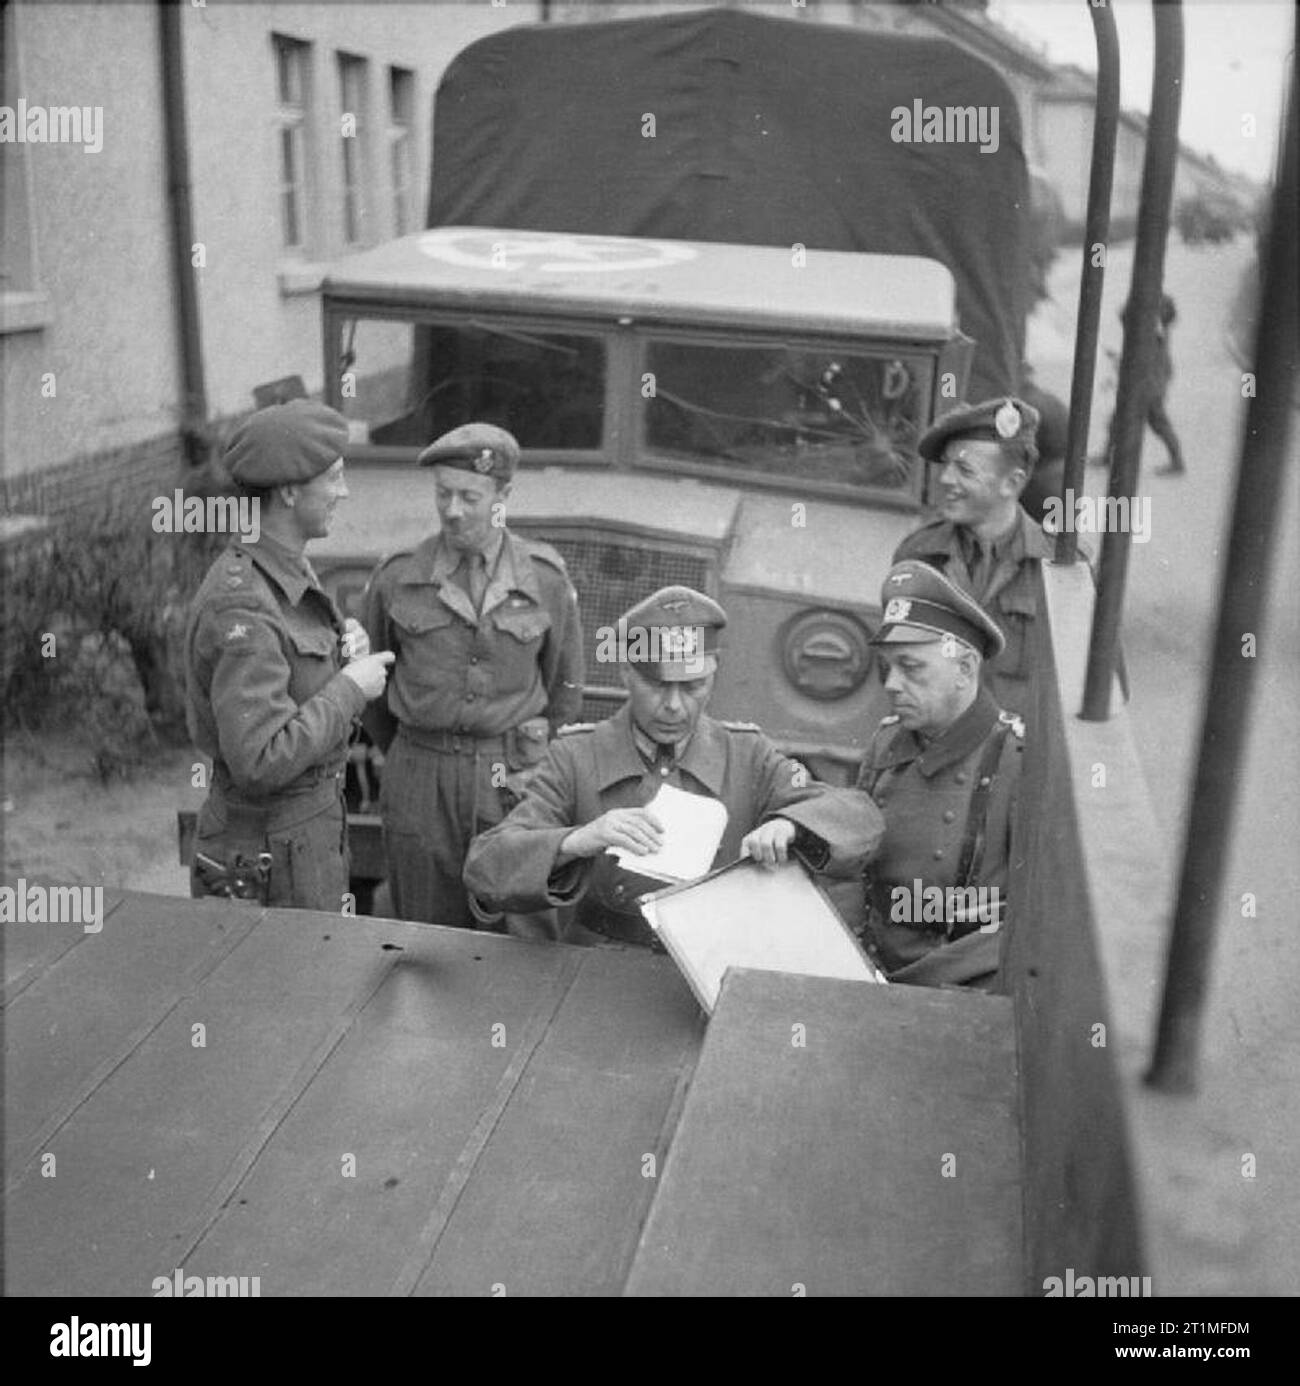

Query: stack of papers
[607,783,729,884]
[639,856,886,1013]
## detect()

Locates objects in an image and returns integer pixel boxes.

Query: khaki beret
[417,422,520,483]
[917,396,1041,463]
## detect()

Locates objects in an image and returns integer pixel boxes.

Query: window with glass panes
[273,35,310,251]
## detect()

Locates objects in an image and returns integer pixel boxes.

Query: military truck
[306,7,1031,895]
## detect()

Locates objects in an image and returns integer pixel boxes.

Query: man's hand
[740,817,797,869]
[341,651,395,700]
[559,807,665,862]
[340,617,371,661]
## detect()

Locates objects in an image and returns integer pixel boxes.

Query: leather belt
[397,725,510,755]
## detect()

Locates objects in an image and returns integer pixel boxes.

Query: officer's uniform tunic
[856,686,1024,987]
[186,534,366,909]
[464,705,885,946]
[363,528,583,927]
[893,513,1054,719]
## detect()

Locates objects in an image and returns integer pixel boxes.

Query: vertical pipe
[159,0,209,466]
[1080,1,1184,720]
[1056,1,1119,567]
[1147,57,1297,1094]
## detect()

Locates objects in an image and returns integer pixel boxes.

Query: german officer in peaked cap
[464,586,885,948]
[185,399,395,910]
[361,421,584,934]
[894,395,1051,719]
[856,559,1025,989]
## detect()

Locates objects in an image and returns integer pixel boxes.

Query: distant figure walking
[1094,293,1185,476]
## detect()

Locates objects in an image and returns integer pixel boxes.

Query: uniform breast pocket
[994,585,1037,683]
[390,597,461,685]
[285,621,339,701]
[491,604,552,685]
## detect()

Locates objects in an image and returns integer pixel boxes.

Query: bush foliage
[3,488,226,781]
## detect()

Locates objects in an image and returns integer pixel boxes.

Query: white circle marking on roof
[418,229,698,274]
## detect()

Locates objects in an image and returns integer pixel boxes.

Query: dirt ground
[2,729,199,896]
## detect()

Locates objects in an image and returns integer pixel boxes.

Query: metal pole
[1147,56,1297,1095]
[159,0,209,467]
[1056,0,1119,567]
[1080,1,1183,719]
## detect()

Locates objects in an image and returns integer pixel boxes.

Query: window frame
[632,325,933,510]
[336,50,372,249]
[386,65,415,238]
[272,33,314,256]
[322,300,618,467]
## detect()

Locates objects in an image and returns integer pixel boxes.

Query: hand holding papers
[606,783,729,884]
[640,857,886,1013]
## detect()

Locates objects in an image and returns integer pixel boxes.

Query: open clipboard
[638,855,886,1014]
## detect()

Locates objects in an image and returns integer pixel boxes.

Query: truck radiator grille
[546,537,712,719]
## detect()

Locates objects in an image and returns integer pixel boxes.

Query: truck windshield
[336,316,606,451]
[643,339,929,492]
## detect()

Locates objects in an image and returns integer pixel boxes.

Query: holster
[499,716,551,812]
[193,849,273,904]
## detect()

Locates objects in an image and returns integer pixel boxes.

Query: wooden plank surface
[624,969,1024,1297]
[4,891,704,1297]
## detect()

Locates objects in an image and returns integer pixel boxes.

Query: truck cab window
[643,340,928,494]
[337,317,606,452]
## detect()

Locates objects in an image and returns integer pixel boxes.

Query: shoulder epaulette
[557,721,596,736]
[372,549,415,578]
[721,720,762,733]
[998,710,1025,739]
[520,536,568,575]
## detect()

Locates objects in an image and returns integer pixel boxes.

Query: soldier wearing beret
[893,396,1051,718]
[856,560,1025,989]
[463,586,885,946]
[361,422,584,933]
[185,400,395,910]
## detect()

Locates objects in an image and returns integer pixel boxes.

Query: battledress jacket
[464,705,885,945]
[185,535,366,806]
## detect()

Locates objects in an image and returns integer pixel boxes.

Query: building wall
[2,3,179,482]
[180,2,537,422]
[1,2,537,507]
[1037,98,1146,236]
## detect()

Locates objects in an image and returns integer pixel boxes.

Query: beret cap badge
[994,400,1021,439]
[472,448,496,475]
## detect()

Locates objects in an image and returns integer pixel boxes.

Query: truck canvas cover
[426,6,1028,401]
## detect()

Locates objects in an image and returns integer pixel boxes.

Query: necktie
[968,540,994,598]
[467,552,488,612]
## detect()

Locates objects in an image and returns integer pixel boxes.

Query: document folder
[639,856,885,1013]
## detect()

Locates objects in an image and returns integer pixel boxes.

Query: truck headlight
[780,610,873,701]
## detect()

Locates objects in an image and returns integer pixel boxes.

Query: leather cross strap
[949,721,1011,940]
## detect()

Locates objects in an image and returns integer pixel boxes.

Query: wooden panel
[4,892,703,1297]
[186,930,585,1296]
[3,893,262,1176]
[410,949,703,1297]
[624,969,1023,1297]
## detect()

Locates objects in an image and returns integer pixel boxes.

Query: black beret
[225,400,349,486]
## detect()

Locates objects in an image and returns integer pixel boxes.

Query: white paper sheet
[640,857,885,1013]
[607,783,728,884]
